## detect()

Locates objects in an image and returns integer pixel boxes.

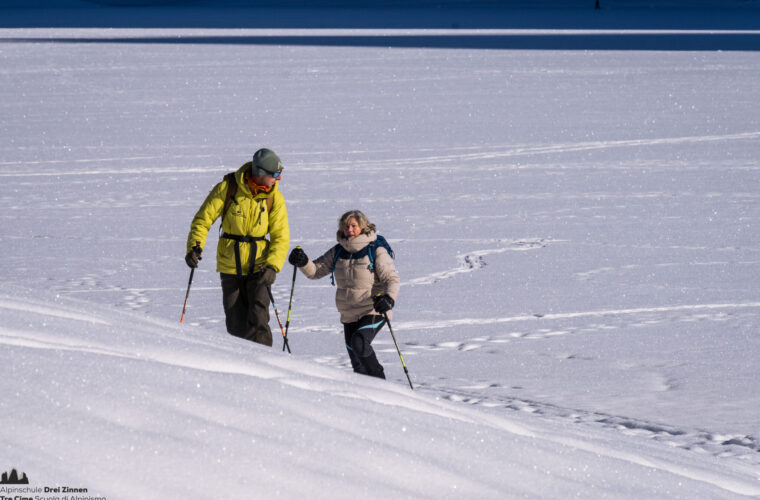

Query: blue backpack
[330,235,395,286]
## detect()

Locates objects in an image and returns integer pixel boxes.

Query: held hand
[185,243,202,268]
[288,246,309,267]
[257,265,277,286]
[373,293,395,314]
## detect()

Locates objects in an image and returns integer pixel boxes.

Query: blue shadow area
[2,2,760,31]
[4,32,760,51]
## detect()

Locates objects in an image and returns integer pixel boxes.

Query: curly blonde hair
[337,210,376,239]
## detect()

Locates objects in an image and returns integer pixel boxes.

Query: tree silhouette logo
[0,468,29,484]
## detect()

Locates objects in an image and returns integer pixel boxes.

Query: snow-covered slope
[2,290,758,498]
[1,1,760,498]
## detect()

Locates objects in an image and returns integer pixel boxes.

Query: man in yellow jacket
[185,148,290,346]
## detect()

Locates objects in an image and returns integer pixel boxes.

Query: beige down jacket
[299,231,400,323]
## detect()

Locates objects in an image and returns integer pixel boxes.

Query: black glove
[289,247,309,267]
[185,243,202,268]
[373,294,394,314]
[256,265,277,286]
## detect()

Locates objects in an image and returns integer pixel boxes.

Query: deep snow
[1,1,760,499]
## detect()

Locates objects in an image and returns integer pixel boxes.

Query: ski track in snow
[2,131,759,175]
[395,301,760,331]
[312,300,760,469]
[312,131,760,169]
[406,238,549,285]
[421,383,760,467]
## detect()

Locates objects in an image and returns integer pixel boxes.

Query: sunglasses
[258,167,282,179]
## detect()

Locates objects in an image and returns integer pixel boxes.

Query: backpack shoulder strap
[330,244,343,286]
[368,241,377,271]
[221,171,238,225]
[369,235,394,270]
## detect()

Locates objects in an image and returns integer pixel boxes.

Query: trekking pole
[283,265,297,352]
[383,313,413,390]
[180,241,201,324]
[180,268,194,323]
[266,285,292,354]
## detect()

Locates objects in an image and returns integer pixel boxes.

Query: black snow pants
[221,273,273,347]
[343,314,386,379]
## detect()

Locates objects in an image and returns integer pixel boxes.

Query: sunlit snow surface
[1,2,760,498]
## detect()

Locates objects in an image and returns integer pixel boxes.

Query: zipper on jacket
[254,200,266,226]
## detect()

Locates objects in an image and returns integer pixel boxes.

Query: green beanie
[252,148,283,177]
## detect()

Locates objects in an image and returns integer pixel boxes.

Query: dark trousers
[343,315,386,379]
[221,273,273,347]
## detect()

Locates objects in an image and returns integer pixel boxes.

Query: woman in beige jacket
[289,210,400,379]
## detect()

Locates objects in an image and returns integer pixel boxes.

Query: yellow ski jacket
[187,163,290,275]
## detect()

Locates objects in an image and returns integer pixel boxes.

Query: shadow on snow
[4,32,760,51]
